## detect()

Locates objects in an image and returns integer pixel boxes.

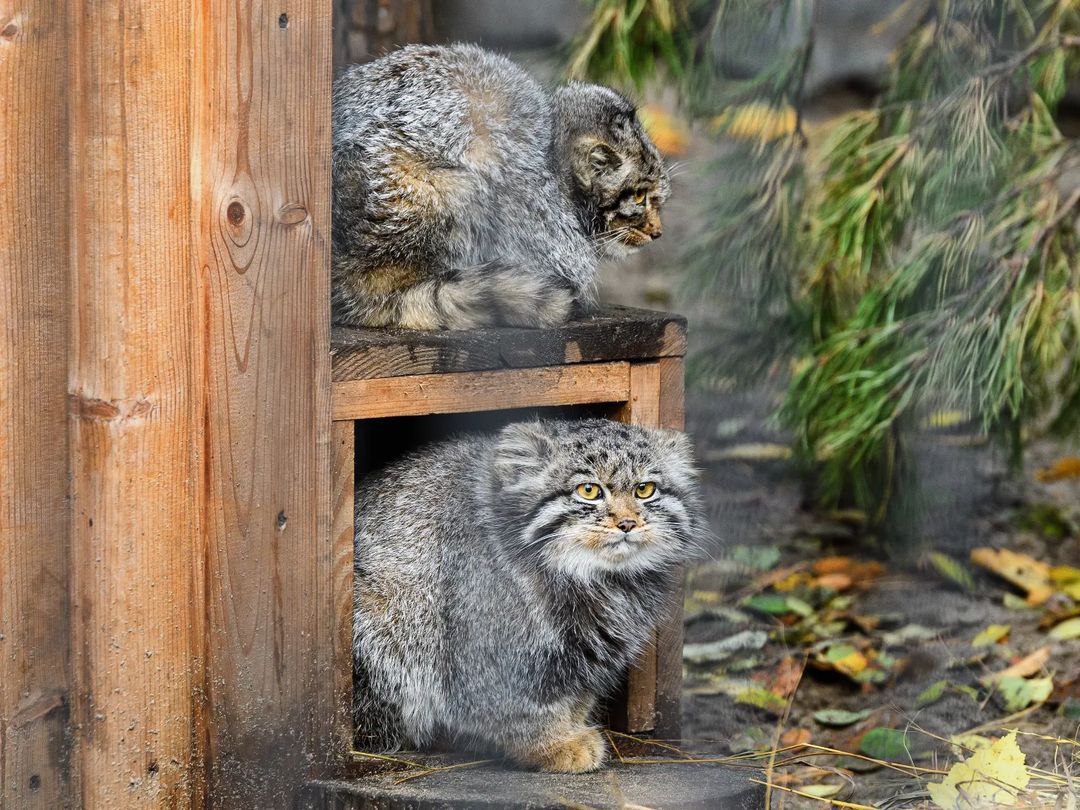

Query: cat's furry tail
[361,261,581,331]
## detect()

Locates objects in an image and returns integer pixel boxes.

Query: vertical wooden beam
[331,422,357,755]
[67,1,201,806]
[654,357,685,740]
[0,2,71,806]
[610,362,661,733]
[193,1,333,802]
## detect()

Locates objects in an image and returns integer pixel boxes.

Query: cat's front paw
[527,727,607,773]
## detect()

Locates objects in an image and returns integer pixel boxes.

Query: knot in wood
[226,200,246,226]
[277,203,308,226]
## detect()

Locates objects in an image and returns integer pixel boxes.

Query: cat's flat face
[555,83,671,258]
[490,420,699,580]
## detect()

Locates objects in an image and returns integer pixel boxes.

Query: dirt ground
[676,386,1080,808]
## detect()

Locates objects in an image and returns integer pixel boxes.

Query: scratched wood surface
[609,362,662,733]
[193,0,333,803]
[654,357,686,740]
[67,1,202,805]
[0,2,71,806]
[333,363,632,420]
[331,422,357,756]
[331,306,686,382]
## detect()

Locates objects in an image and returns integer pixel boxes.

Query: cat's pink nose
[617,518,638,533]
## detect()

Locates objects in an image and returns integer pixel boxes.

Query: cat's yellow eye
[575,482,603,501]
[634,482,657,499]
[633,191,647,205]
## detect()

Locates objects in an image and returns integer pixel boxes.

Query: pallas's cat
[352,419,700,771]
[332,44,669,330]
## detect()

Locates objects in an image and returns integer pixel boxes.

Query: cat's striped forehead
[493,418,695,492]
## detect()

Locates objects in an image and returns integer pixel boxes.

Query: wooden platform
[331,305,686,381]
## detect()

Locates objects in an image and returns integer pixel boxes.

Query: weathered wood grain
[610,363,662,733]
[67,1,201,805]
[193,0,333,803]
[654,357,686,740]
[333,363,632,421]
[331,306,686,381]
[0,3,71,806]
[331,422,357,757]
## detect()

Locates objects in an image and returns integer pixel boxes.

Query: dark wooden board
[331,305,686,382]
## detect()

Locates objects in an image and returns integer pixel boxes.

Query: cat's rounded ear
[493,421,555,490]
[654,428,697,483]
[573,139,622,190]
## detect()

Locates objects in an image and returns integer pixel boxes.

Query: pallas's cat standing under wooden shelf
[352,419,701,772]
[332,44,669,330]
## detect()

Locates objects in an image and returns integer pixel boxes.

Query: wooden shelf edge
[332,362,633,421]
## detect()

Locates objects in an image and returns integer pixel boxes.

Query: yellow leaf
[970,548,1053,605]
[1049,565,1080,585]
[949,733,992,754]
[774,572,813,592]
[972,624,1011,647]
[800,783,842,799]
[928,730,1030,809]
[1048,617,1080,640]
[831,648,868,678]
[1050,566,1080,599]
[711,102,797,143]
[711,442,792,461]
[924,410,970,429]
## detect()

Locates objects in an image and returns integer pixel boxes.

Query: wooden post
[331,422,357,755]
[654,357,686,740]
[0,2,72,806]
[193,1,334,803]
[610,362,662,733]
[67,1,203,805]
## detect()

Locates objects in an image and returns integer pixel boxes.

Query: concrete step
[299,758,765,810]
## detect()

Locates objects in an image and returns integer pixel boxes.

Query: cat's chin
[598,241,640,261]
[542,534,671,580]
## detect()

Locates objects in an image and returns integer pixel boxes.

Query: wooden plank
[332,363,632,421]
[654,357,686,740]
[331,422,357,757]
[610,363,662,733]
[192,0,333,803]
[0,3,72,806]
[332,305,686,382]
[67,1,202,805]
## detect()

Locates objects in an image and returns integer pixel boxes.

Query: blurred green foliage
[570,0,1080,540]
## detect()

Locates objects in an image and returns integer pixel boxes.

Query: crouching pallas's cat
[332,44,670,330]
[352,419,701,772]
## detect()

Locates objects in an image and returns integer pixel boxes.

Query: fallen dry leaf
[812,556,885,584]
[928,730,1030,809]
[1035,456,1080,482]
[970,547,1053,605]
[770,655,804,699]
[981,646,1050,685]
[815,572,853,591]
[813,556,854,575]
[780,728,812,747]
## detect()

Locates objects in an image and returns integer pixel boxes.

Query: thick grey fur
[332,44,669,329]
[352,419,701,771]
